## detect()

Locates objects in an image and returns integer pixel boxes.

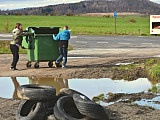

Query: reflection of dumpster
[29,77,68,94]
[22,27,60,68]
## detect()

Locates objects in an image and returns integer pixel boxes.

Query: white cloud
[0,0,83,10]
[150,0,160,3]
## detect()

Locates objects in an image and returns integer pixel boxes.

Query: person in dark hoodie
[53,25,70,68]
[10,23,25,71]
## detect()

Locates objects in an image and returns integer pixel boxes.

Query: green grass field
[0,15,151,54]
[0,15,150,36]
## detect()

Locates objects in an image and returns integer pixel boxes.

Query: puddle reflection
[135,96,160,110]
[29,77,68,93]
[1,77,160,109]
[0,77,159,100]
[0,77,68,99]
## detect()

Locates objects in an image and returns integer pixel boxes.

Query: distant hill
[1,0,160,15]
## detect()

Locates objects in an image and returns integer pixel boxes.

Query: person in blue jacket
[53,25,70,68]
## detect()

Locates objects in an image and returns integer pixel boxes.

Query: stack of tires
[16,84,109,120]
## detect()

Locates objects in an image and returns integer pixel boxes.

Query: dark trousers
[10,44,19,68]
[56,47,68,66]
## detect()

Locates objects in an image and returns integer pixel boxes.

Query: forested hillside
[1,0,160,15]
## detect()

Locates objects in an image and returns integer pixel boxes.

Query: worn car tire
[46,114,56,120]
[73,93,109,120]
[16,100,49,120]
[17,84,56,100]
[58,88,90,100]
[54,96,86,120]
[43,107,55,120]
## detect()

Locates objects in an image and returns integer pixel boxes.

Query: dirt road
[0,53,160,120]
[1,34,160,120]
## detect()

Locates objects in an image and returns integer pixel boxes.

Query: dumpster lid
[27,27,60,34]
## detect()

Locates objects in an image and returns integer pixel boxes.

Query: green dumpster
[22,27,60,68]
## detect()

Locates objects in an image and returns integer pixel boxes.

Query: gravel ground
[0,54,160,120]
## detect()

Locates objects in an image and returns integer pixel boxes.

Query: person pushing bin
[22,26,61,68]
[53,25,70,68]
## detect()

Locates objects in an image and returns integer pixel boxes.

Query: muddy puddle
[0,77,160,109]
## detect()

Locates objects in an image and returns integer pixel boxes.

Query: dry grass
[80,12,142,16]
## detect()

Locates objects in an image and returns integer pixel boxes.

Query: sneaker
[53,62,59,68]
[10,67,13,70]
[62,65,67,69]
[11,67,18,71]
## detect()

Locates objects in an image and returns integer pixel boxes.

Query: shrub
[129,18,136,23]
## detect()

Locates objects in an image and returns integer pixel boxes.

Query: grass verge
[0,41,26,54]
[0,40,72,54]
[109,58,160,82]
[0,15,151,36]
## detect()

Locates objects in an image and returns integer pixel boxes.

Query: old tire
[43,107,55,120]
[16,100,49,120]
[73,93,109,120]
[46,114,56,120]
[17,84,56,100]
[59,88,90,100]
[54,96,86,120]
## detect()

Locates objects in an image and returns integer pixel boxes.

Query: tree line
[0,0,160,15]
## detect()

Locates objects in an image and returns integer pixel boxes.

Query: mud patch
[0,55,160,119]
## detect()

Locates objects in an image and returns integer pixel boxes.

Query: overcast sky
[0,0,159,10]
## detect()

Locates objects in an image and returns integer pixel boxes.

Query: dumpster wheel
[26,61,31,68]
[34,62,39,68]
[48,61,53,68]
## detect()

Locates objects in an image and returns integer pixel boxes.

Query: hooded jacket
[10,28,23,46]
[53,30,70,41]
[53,29,70,47]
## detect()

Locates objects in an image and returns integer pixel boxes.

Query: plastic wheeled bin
[22,27,60,68]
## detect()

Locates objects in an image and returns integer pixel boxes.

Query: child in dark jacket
[10,23,26,71]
